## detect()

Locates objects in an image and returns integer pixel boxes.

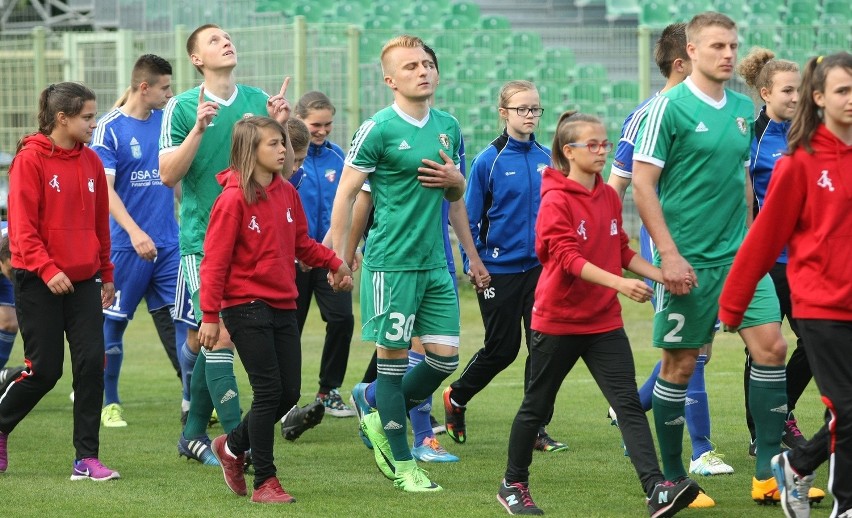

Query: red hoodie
[532,167,636,335]
[720,124,852,326]
[200,169,343,323]
[8,133,113,284]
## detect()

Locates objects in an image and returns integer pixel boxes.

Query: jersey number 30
[385,312,415,342]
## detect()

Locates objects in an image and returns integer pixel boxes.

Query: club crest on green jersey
[736,117,747,135]
[439,133,450,149]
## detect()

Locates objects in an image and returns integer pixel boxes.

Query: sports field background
[0,285,835,517]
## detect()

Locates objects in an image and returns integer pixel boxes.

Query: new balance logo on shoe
[770,404,789,414]
[221,389,237,404]
[398,140,411,150]
[665,416,686,426]
[658,490,669,503]
[506,494,518,506]
[695,122,709,132]
[384,420,403,430]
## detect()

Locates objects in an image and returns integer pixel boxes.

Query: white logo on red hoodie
[49,175,60,192]
[817,170,835,192]
[577,220,587,241]
[248,215,261,233]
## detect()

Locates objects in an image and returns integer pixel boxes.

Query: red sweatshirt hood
[541,166,604,198]
[19,132,84,160]
[216,168,285,194]
[810,124,852,157]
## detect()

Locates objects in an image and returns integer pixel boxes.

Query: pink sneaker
[251,476,295,504]
[210,434,247,496]
[0,432,8,472]
[70,458,120,481]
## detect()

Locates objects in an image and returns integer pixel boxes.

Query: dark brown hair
[787,52,852,154]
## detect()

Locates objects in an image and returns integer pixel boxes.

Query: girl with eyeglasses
[443,80,566,453]
[498,111,699,516]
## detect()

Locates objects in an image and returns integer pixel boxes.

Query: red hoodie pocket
[44,228,100,282]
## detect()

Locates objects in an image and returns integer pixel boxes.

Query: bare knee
[660,349,699,385]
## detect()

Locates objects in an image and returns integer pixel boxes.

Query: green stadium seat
[481,15,511,30]
[577,63,608,82]
[605,0,640,22]
[510,31,543,54]
[506,51,538,70]
[676,0,713,20]
[747,12,781,27]
[570,83,605,105]
[444,83,476,105]
[433,32,467,55]
[817,26,851,53]
[640,1,674,28]
[293,4,324,22]
[785,1,819,25]
[451,1,481,22]
[472,33,506,54]
[403,18,433,31]
[783,26,817,54]
[334,4,364,23]
[712,0,746,22]
[363,17,392,30]
[536,64,573,83]
[544,47,577,70]
[443,17,478,30]
[611,80,639,103]
[745,26,779,49]
[537,83,567,108]
[822,0,850,22]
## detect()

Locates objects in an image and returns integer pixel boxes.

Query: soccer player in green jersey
[329,35,465,492]
[158,24,299,466]
[632,12,790,504]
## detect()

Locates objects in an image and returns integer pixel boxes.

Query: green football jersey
[347,105,461,271]
[634,78,754,268]
[160,84,269,255]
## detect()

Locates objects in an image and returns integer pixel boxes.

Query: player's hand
[660,252,697,296]
[198,322,220,350]
[195,85,219,133]
[327,262,353,292]
[101,281,115,308]
[617,278,654,303]
[418,150,464,190]
[130,229,157,261]
[266,77,291,124]
[721,322,740,333]
[297,260,312,273]
[47,271,74,295]
[351,249,363,272]
[467,261,491,293]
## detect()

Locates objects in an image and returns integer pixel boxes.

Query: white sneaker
[772,450,814,518]
[689,450,734,476]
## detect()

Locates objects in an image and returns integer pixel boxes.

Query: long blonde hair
[230,116,288,204]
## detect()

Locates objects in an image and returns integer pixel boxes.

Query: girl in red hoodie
[498,111,698,517]
[720,52,852,517]
[198,116,352,504]
[0,82,117,480]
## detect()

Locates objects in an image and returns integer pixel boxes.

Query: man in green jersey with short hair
[633,12,790,504]
[329,34,465,492]
[159,24,301,466]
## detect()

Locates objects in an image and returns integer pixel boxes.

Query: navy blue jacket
[290,140,345,241]
[462,130,550,273]
[750,107,791,263]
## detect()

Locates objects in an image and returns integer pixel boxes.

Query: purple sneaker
[0,432,7,473]
[70,458,120,481]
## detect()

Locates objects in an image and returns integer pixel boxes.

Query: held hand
[417,150,464,190]
[101,281,116,308]
[296,260,312,273]
[195,85,219,133]
[198,322,220,350]
[47,272,74,295]
[467,261,491,293]
[618,278,654,303]
[351,249,363,272]
[130,229,157,261]
[660,253,697,296]
[266,76,291,124]
[327,263,354,292]
[721,322,740,333]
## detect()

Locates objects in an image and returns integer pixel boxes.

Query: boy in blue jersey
[90,54,182,428]
[0,226,22,387]
[607,24,730,509]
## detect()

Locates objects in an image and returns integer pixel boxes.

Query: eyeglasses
[567,141,614,153]
[503,106,544,117]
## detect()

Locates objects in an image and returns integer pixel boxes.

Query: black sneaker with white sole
[647,477,700,518]
[497,479,544,515]
[281,400,325,441]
